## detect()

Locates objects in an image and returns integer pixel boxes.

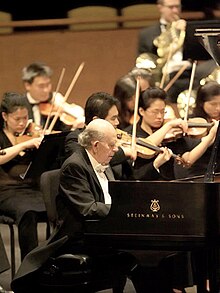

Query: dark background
[0,0,219,21]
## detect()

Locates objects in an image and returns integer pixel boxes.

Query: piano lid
[195,28,220,66]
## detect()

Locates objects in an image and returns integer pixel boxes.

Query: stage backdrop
[0,28,139,107]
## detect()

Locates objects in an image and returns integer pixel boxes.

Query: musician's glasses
[145,109,167,116]
[162,4,182,9]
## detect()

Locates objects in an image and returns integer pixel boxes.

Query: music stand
[184,19,220,61]
[20,131,70,180]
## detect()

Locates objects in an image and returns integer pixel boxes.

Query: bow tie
[30,102,40,105]
[95,164,109,173]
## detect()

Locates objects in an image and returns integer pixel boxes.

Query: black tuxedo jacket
[138,23,161,56]
[137,22,190,60]
[11,146,113,291]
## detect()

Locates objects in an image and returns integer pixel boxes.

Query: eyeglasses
[162,4,182,9]
[146,109,167,116]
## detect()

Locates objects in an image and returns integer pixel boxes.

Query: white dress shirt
[27,93,41,126]
[86,150,112,204]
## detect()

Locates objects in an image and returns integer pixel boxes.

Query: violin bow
[47,62,85,134]
[160,43,174,89]
[43,67,66,134]
[163,62,189,92]
[131,76,141,165]
[183,60,197,122]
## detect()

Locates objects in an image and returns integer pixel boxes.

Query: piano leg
[207,247,219,293]
[192,248,219,293]
[128,251,194,293]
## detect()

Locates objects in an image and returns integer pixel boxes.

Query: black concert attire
[125,122,175,180]
[125,121,201,180]
[65,128,134,180]
[0,130,46,260]
[11,145,136,293]
[23,94,71,132]
[138,22,216,103]
[174,142,220,179]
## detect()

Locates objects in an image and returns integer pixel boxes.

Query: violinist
[113,68,154,129]
[193,81,220,122]
[125,87,218,181]
[175,81,220,178]
[113,74,136,130]
[22,61,85,132]
[137,0,216,112]
[65,91,136,180]
[0,92,47,261]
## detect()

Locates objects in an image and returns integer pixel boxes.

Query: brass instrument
[177,89,197,118]
[153,20,186,67]
[136,53,157,70]
[135,19,187,88]
[135,53,161,85]
[200,66,220,85]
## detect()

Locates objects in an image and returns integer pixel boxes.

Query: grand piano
[85,29,220,293]
[85,180,220,250]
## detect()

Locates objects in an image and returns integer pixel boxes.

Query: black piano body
[85,180,220,292]
[85,180,220,250]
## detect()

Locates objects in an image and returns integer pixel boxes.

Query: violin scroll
[172,153,190,168]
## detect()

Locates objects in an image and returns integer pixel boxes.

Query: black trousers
[18,211,47,260]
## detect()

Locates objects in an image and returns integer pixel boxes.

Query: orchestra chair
[0,11,13,34]
[121,4,160,28]
[40,169,60,234]
[67,6,119,31]
[0,212,50,279]
[0,215,16,279]
[40,169,137,292]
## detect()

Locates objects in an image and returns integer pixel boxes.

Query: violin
[39,101,84,126]
[14,121,43,144]
[14,119,62,145]
[116,129,186,166]
[163,117,214,143]
[42,63,85,133]
[163,61,213,142]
